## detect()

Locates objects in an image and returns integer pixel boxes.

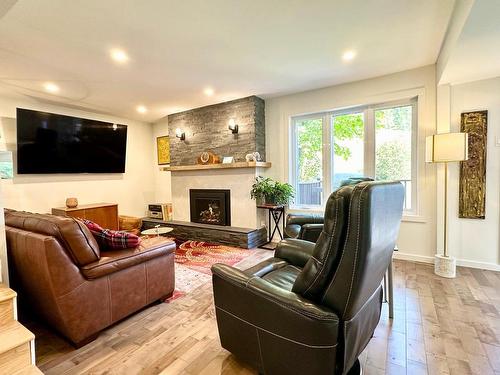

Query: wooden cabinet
[52,203,119,230]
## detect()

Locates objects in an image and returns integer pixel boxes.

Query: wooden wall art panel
[459,110,487,219]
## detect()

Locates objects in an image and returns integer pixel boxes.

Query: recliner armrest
[286,213,324,226]
[274,238,316,267]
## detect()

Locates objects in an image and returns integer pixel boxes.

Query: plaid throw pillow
[80,219,141,250]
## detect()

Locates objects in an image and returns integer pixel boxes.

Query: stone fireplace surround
[166,95,268,230]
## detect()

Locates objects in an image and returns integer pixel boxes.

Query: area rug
[164,239,252,303]
[174,240,252,275]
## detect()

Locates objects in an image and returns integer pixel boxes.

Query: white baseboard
[455,259,500,272]
[394,251,500,271]
[393,252,434,264]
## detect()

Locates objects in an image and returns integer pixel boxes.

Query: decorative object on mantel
[245,151,262,162]
[459,110,487,219]
[426,132,469,278]
[175,128,185,141]
[250,176,294,206]
[222,156,234,164]
[65,197,78,208]
[197,151,220,165]
[160,161,271,172]
[157,136,170,165]
[228,118,239,134]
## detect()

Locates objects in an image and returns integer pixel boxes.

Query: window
[290,98,417,212]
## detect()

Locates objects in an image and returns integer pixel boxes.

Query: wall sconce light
[228,118,238,134]
[175,128,185,140]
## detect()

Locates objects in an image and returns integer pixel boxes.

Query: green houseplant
[250,176,294,205]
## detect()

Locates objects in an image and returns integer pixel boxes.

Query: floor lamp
[425,132,468,278]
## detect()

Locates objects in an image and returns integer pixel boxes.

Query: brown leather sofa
[5,209,176,347]
[212,181,404,374]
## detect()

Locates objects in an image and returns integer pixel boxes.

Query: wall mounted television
[16,108,127,174]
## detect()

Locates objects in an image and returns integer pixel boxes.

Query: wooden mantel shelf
[160,161,271,172]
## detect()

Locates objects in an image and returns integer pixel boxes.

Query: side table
[257,204,285,250]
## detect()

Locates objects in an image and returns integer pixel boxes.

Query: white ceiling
[0,0,455,122]
[440,0,500,85]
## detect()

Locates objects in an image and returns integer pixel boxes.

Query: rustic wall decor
[459,110,487,219]
[157,136,170,165]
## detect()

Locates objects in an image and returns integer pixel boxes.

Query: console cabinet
[52,203,119,230]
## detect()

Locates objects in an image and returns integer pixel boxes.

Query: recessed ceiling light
[110,48,129,63]
[43,82,59,93]
[136,105,147,114]
[203,87,215,96]
[342,50,356,62]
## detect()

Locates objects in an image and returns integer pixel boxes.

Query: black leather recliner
[284,177,374,243]
[284,213,324,242]
[212,181,404,374]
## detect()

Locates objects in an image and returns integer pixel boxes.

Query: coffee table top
[141,227,174,236]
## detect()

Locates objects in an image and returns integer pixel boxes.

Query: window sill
[401,214,426,223]
[288,207,426,223]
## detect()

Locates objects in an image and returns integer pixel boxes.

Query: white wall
[0,96,155,217]
[446,77,500,269]
[265,66,438,260]
[152,117,172,204]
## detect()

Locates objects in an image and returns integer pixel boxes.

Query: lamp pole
[443,162,448,257]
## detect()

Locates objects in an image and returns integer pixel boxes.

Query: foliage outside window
[291,99,416,212]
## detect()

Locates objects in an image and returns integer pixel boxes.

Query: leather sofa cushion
[243,256,302,292]
[262,265,301,292]
[5,209,100,266]
[81,237,176,279]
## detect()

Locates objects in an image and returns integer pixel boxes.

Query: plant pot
[255,197,265,206]
[264,196,278,206]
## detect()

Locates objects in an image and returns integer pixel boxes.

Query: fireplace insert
[190,189,231,226]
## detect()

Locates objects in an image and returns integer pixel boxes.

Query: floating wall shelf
[160,161,271,172]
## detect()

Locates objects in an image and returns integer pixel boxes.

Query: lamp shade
[425,132,468,163]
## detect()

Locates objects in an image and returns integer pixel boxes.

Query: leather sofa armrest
[212,264,339,346]
[274,238,316,268]
[299,223,324,243]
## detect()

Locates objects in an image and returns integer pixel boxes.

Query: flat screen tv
[16,108,127,174]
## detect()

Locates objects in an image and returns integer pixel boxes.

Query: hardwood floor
[32,253,500,375]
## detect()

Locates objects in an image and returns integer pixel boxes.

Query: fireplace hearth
[190,189,231,226]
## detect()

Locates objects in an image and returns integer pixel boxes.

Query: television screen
[16,108,127,174]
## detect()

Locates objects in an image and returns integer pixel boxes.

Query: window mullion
[322,114,331,206]
[364,108,375,178]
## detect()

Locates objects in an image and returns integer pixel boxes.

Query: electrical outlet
[495,136,500,147]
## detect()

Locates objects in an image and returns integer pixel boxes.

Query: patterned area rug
[175,240,251,274]
[164,239,252,303]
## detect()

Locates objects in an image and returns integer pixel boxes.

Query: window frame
[289,98,418,213]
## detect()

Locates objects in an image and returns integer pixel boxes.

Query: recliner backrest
[320,181,404,319]
[292,185,353,300]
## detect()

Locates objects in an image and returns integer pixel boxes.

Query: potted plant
[250,176,294,205]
